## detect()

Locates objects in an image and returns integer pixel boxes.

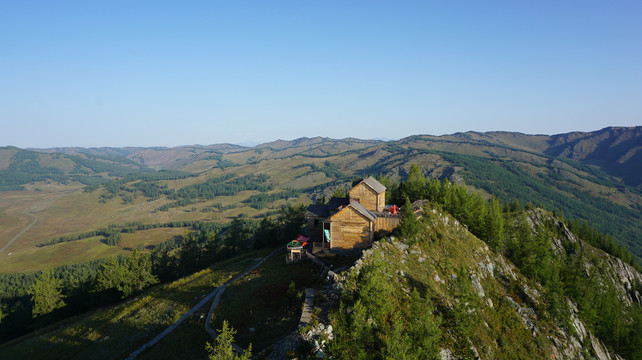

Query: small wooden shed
[286,235,310,264]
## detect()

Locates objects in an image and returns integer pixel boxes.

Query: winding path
[0,209,38,255]
[126,247,283,359]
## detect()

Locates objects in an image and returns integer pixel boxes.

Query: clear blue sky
[1,1,640,148]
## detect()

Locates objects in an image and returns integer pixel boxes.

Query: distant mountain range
[27,126,641,188]
[2,126,640,260]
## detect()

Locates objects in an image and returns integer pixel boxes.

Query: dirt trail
[126,247,283,359]
[0,209,38,255]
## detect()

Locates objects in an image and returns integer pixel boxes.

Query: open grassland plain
[0,183,214,273]
[0,173,255,270]
[0,249,273,360]
[0,156,332,272]
[0,184,80,253]
[0,227,187,273]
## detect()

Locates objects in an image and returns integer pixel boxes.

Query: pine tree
[95,250,158,298]
[331,187,348,199]
[122,250,159,297]
[407,288,441,359]
[95,256,125,292]
[406,164,425,201]
[397,197,421,239]
[254,217,277,248]
[376,173,394,204]
[29,268,66,317]
[483,197,505,252]
[179,231,202,275]
[205,320,252,360]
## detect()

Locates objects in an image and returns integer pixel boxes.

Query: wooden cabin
[325,202,375,250]
[307,176,401,252]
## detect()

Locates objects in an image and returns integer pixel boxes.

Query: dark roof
[306,204,329,218]
[307,197,352,219]
[358,176,386,194]
[348,201,376,222]
[328,197,350,211]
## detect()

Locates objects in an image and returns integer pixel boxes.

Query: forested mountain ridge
[545,126,642,188]
[323,206,641,359]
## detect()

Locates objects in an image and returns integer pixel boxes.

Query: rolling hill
[0,126,639,273]
[545,126,642,188]
[0,147,153,191]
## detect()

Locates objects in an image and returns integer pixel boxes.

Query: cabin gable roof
[347,201,376,222]
[357,176,386,194]
[327,201,376,223]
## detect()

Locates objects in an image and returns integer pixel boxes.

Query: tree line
[384,164,642,359]
[84,170,195,201]
[383,163,640,272]
[0,206,305,344]
[244,189,301,210]
[38,221,207,247]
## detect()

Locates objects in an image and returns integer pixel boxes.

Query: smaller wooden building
[349,177,386,212]
[286,235,310,264]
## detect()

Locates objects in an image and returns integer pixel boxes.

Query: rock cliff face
[528,209,642,307]
[318,208,638,359]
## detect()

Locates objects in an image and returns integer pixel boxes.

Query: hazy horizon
[9,125,637,150]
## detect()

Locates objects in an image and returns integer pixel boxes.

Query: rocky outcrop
[529,209,642,306]
[268,209,636,359]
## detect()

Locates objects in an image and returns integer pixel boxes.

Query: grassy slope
[0,228,186,273]
[0,248,322,359]
[0,249,272,359]
[333,208,628,359]
[140,254,321,359]
[209,254,320,350]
